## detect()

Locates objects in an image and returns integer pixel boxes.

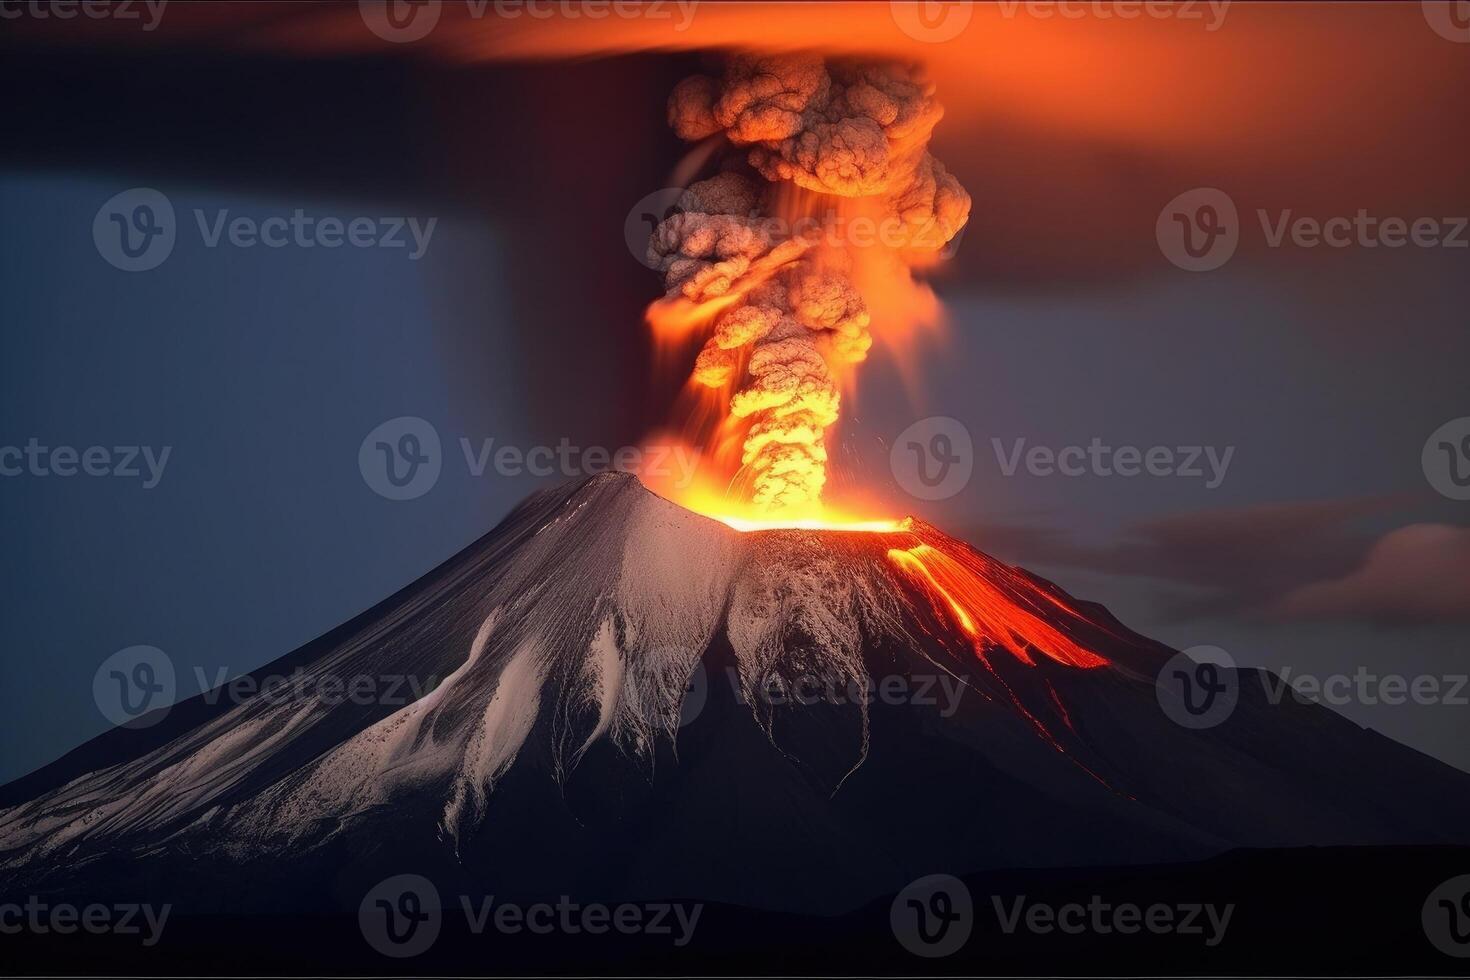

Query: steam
[649,54,970,512]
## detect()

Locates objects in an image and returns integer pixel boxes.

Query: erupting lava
[882,531,1112,785]
[644,53,971,521]
[631,53,1102,774]
[887,542,1108,671]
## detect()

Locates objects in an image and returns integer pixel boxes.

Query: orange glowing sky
[32,1,1466,201]
[25,2,1467,249]
[424,1,1468,203]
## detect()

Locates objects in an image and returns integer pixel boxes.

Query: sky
[0,3,1467,781]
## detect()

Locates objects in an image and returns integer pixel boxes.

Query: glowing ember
[646,54,971,517]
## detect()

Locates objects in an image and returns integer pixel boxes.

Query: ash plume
[648,54,971,512]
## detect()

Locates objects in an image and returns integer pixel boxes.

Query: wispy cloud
[966,496,1469,625]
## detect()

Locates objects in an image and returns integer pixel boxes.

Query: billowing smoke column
[648,54,970,513]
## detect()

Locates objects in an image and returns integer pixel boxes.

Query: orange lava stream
[886,543,1108,670]
[886,540,1118,790]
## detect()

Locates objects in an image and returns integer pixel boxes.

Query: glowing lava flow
[886,543,1108,670]
[886,540,1117,789]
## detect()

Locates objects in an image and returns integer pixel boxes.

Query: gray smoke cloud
[649,53,971,512]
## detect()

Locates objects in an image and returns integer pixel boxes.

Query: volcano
[3,472,1469,922]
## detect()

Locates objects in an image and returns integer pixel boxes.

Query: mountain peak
[3,476,1469,913]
